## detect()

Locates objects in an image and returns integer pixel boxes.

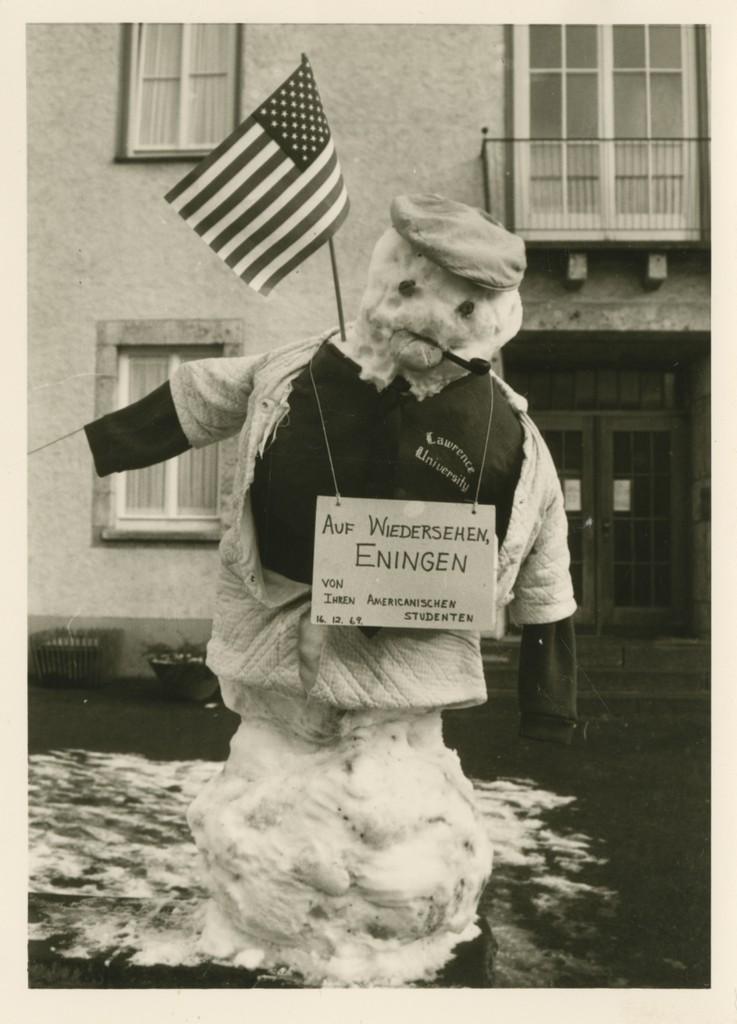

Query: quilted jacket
[164,327,577,716]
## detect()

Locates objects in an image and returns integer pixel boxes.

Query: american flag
[164,54,349,296]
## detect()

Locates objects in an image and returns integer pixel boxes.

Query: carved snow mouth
[390,329,445,371]
[392,328,468,358]
[394,328,440,349]
[392,327,435,344]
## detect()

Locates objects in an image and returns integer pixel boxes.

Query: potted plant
[143,640,220,702]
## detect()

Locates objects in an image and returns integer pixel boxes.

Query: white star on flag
[164,53,350,296]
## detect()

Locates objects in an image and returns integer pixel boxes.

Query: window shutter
[176,347,219,514]
[130,23,237,154]
[120,349,220,520]
[177,446,219,515]
[124,356,170,513]
[137,24,182,148]
[187,24,236,146]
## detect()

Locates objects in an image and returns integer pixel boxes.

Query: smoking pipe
[441,349,491,375]
[412,332,491,376]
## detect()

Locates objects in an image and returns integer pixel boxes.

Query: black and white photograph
[13,1,735,1017]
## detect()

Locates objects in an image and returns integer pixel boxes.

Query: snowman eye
[457,300,475,318]
[398,279,416,296]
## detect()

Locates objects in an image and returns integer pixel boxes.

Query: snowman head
[343,194,526,399]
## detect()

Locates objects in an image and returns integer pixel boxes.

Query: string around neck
[309,356,341,506]
[472,374,495,514]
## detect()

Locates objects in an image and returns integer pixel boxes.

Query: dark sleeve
[517,616,578,745]
[84,381,191,478]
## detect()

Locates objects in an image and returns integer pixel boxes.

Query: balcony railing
[481,135,710,244]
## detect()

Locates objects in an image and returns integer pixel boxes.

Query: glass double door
[537,412,687,631]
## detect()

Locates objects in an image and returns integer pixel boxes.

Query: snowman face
[350,228,522,397]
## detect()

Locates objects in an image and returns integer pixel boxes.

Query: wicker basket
[30,629,118,687]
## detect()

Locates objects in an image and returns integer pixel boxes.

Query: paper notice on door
[563,478,582,512]
[613,479,632,512]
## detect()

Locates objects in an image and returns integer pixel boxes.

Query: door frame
[598,412,689,631]
[536,410,689,633]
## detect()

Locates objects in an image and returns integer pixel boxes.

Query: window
[507,25,705,240]
[123,23,239,157]
[116,348,221,534]
[91,319,244,543]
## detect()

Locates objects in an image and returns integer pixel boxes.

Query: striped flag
[164,54,349,296]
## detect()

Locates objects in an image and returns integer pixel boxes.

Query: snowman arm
[84,381,190,477]
[517,618,578,745]
[84,354,264,477]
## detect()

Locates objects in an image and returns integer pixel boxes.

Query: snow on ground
[28,749,618,983]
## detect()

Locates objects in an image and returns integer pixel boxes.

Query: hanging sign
[311,496,496,631]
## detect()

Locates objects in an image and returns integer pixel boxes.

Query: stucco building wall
[520,252,709,334]
[28,23,710,671]
[28,23,507,632]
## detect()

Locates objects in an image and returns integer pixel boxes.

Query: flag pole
[328,237,347,341]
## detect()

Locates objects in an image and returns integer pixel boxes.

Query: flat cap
[390,193,526,291]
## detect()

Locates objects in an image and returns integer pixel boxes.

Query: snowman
[86,193,578,986]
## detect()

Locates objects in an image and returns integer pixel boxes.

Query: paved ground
[28,680,710,988]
